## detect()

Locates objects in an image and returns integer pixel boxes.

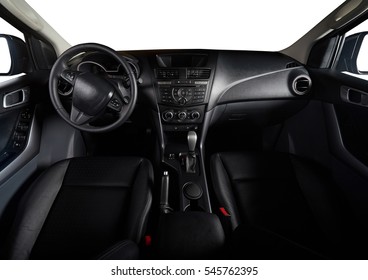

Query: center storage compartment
[156,212,225,259]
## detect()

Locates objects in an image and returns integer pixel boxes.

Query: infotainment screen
[156,54,208,67]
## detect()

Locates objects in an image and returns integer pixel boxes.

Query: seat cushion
[7,157,153,260]
[210,151,352,257]
[97,240,139,260]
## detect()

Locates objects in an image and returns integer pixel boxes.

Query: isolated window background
[0,17,25,83]
[357,36,368,72]
[0,38,11,73]
[346,20,368,75]
[26,0,344,51]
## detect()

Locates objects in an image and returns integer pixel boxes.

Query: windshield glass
[26,0,345,51]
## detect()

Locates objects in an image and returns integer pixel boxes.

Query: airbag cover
[73,72,114,116]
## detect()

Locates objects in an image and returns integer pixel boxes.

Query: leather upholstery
[7,160,70,260]
[156,212,225,259]
[98,240,139,260]
[210,151,359,258]
[7,157,153,260]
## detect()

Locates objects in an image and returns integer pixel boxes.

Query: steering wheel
[49,43,137,133]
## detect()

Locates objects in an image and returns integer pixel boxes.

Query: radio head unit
[155,68,211,106]
[158,80,207,106]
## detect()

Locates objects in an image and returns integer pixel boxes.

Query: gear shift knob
[187,131,197,153]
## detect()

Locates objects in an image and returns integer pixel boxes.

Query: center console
[153,52,215,211]
[152,52,224,259]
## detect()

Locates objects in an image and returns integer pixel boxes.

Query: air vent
[156,69,179,79]
[187,69,211,79]
[286,62,301,68]
[292,76,312,95]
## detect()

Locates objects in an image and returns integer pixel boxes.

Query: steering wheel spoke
[108,78,132,102]
[107,93,123,112]
[70,105,93,125]
[60,70,81,86]
[120,86,132,103]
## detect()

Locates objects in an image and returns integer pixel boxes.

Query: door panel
[0,76,38,181]
[310,68,368,229]
[334,102,368,166]
[0,110,19,152]
[311,69,368,171]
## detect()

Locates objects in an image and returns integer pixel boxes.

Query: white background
[1,260,368,280]
[26,0,345,51]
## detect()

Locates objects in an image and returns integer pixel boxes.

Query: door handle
[2,87,30,108]
[340,86,368,107]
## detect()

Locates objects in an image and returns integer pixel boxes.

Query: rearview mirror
[0,34,30,75]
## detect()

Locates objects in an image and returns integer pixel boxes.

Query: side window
[356,35,368,72]
[0,17,26,84]
[335,19,368,80]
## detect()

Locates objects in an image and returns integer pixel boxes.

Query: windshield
[26,0,345,51]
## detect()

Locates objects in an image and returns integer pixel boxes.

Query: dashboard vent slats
[292,76,312,95]
[156,69,179,79]
[187,69,211,79]
[286,62,301,68]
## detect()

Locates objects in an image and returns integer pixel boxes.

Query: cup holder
[183,182,203,200]
[183,182,204,212]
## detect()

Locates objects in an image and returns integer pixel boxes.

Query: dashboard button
[178,98,187,105]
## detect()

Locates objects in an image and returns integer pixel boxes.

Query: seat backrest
[6,157,153,259]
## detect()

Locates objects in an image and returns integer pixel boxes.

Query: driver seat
[6,157,153,260]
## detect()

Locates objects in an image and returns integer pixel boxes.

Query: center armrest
[156,211,225,259]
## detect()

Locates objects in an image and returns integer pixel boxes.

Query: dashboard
[130,49,311,130]
[59,49,312,131]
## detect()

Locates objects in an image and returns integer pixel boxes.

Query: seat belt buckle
[219,207,231,217]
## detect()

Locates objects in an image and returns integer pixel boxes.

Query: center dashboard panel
[149,52,217,215]
[153,52,216,131]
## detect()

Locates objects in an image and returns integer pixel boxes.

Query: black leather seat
[6,157,153,260]
[211,151,364,259]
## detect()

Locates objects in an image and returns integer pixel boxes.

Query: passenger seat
[210,151,365,259]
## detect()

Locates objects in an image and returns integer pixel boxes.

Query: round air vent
[292,75,312,96]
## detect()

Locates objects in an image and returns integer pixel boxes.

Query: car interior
[2,0,368,260]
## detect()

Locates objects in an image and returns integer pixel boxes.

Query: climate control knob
[191,111,200,120]
[163,110,174,121]
[177,111,187,120]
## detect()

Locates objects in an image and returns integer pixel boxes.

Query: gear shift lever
[186,131,197,173]
[187,131,197,154]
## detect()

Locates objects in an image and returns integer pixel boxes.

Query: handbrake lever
[160,171,173,214]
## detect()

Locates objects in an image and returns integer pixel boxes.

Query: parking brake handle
[160,171,172,214]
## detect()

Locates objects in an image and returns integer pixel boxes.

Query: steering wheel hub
[73,72,114,116]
